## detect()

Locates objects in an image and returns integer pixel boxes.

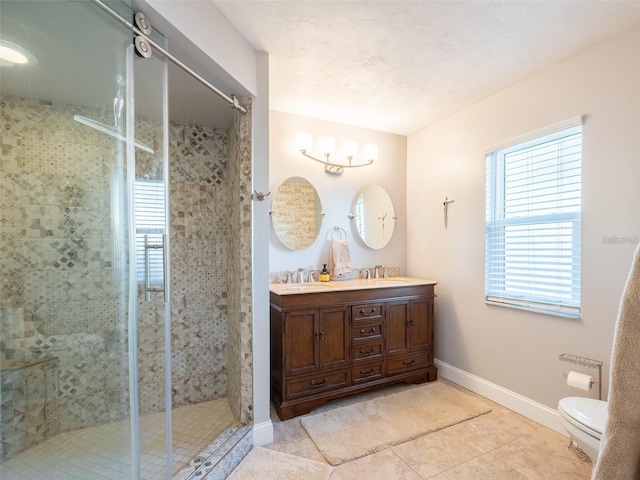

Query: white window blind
[134,179,166,284]
[485,124,582,317]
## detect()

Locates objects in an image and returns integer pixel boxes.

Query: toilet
[558,396,608,461]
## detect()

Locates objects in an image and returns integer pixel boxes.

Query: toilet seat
[558,397,607,440]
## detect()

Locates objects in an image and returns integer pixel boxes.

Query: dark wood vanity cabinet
[270,283,437,420]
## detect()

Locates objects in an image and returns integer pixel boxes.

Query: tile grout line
[421,434,531,478]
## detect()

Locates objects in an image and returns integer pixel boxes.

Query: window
[485,122,582,317]
[354,195,366,242]
[134,179,166,284]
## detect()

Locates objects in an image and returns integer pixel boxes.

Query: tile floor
[0,397,240,480]
[264,380,594,479]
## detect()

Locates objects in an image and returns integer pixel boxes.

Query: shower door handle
[144,234,166,302]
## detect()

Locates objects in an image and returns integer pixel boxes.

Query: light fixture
[295,132,378,175]
[0,40,38,67]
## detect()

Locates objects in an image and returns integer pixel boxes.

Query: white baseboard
[435,358,566,435]
[252,419,274,446]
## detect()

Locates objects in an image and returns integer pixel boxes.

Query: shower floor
[1,397,241,480]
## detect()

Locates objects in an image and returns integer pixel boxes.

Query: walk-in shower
[0,1,254,478]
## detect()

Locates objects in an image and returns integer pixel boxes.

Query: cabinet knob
[360,368,375,376]
[402,359,416,367]
[359,307,377,316]
[360,347,375,356]
[406,319,414,326]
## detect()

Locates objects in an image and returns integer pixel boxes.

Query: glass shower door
[127,27,172,479]
[0,0,141,478]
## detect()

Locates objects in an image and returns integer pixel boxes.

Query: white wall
[407,24,640,411]
[251,53,273,445]
[269,111,407,276]
[140,0,257,96]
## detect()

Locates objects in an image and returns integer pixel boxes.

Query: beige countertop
[269,276,437,295]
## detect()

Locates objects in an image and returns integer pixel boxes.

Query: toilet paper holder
[559,353,603,400]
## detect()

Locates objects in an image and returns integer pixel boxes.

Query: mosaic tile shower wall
[166,120,230,410]
[133,115,232,414]
[0,95,129,458]
[226,100,253,424]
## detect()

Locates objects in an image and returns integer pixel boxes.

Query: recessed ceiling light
[0,40,37,66]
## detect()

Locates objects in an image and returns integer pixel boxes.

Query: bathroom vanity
[269,277,437,420]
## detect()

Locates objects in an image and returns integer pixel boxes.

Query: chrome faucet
[362,268,371,279]
[297,268,308,283]
[374,265,384,279]
[283,272,292,284]
[308,270,319,283]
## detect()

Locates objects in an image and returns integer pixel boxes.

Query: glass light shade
[0,40,37,66]
[342,140,358,158]
[0,45,28,64]
[363,144,379,162]
[318,136,335,156]
[295,132,312,152]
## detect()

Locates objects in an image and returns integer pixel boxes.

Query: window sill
[484,299,581,319]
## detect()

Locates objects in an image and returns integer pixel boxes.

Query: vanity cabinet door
[285,309,319,376]
[284,306,349,377]
[386,301,411,356]
[318,306,350,369]
[409,297,433,354]
[386,298,434,356]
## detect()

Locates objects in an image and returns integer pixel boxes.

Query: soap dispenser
[320,264,330,282]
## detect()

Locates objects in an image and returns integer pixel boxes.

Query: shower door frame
[125,33,173,479]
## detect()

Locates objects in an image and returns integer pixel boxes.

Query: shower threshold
[174,425,251,480]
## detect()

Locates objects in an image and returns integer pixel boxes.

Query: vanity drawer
[286,369,349,399]
[351,322,383,342]
[352,361,384,384]
[352,304,384,322]
[386,353,430,376]
[352,342,383,362]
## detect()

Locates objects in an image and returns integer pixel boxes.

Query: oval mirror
[351,185,395,249]
[271,176,323,250]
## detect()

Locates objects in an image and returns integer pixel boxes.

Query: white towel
[330,238,352,277]
[592,244,640,480]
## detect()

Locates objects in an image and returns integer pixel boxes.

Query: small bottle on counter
[320,264,330,282]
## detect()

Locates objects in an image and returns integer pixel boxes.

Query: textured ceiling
[214,1,640,135]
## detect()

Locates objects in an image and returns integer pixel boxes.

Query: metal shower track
[91,0,248,115]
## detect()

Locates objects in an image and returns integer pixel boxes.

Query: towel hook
[253,190,271,201]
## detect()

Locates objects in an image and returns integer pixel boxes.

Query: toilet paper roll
[567,371,593,391]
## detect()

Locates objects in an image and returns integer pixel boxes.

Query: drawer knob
[310,377,329,388]
[359,327,377,336]
[360,347,376,356]
[402,359,416,367]
[360,368,375,376]
[359,307,377,316]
